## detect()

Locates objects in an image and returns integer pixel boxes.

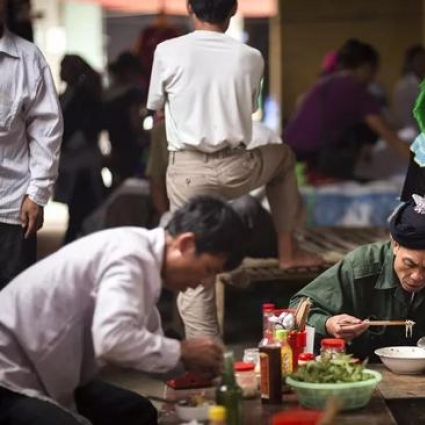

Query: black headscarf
[390,195,425,249]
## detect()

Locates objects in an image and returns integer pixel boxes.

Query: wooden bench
[215,226,389,333]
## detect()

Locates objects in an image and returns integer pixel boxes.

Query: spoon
[144,395,175,404]
[417,336,425,349]
[279,311,296,330]
[269,312,296,330]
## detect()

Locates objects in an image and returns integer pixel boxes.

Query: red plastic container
[271,409,322,425]
[165,371,212,389]
[288,330,307,371]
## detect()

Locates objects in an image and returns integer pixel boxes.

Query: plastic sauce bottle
[259,303,275,348]
[215,351,242,425]
[320,338,346,359]
[209,405,227,425]
[259,332,282,404]
[275,329,293,380]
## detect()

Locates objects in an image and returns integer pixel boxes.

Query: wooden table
[159,364,425,425]
[374,364,425,425]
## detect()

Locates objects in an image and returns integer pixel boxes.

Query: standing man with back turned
[0,0,63,289]
[147,0,322,338]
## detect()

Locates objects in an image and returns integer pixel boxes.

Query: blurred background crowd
[7,0,425,242]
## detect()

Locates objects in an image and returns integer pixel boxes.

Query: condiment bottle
[320,338,346,360]
[297,352,314,367]
[209,405,226,425]
[216,351,242,425]
[234,361,258,399]
[258,303,275,348]
[259,332,282,404]
[275,329,293,380]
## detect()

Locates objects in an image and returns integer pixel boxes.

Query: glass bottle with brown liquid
[259,325,282,404]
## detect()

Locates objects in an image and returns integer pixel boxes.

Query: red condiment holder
[289,330,307,371]
[271,409,322,425]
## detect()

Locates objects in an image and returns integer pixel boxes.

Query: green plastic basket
[286,369,382,411]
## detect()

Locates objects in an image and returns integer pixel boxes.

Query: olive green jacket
[290,241,425,360]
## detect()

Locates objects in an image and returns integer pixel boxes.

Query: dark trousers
[64,169,104,245]
[0,380,158,425]
[230,195,277,258]
[0,222,37,290]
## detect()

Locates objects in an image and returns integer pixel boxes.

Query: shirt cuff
[308,313,330,337]
[26,185,51,206]
[161,337,182,371]
[147,98,164,111]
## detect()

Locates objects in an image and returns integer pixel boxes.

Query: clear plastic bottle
[275,329,293,379]
[320,338,346,360]
[258,303,275,348]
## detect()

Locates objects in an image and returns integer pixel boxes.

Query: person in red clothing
[135,12,181,87]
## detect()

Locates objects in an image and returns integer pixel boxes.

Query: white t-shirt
[147,30,264,153]
[247,121,282,150]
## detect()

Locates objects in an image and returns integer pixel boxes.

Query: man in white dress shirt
[147,0,322,338]
[0,0,63,289]
[0,195,247,424]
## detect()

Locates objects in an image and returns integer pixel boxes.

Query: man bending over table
[0,196,247,425]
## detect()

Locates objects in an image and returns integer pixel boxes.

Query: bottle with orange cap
[258,303,275,348]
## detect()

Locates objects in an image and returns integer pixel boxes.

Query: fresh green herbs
[290,354,373,383]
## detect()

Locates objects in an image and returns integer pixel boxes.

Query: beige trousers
[166,144,302,338]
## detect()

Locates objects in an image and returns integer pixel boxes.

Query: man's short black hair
[166,195,248,271]
[188,0,237,24]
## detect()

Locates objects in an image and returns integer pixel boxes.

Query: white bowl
[375,346,425,374]
[174,402,211,422]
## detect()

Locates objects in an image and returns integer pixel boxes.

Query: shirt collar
[148,227,166,277]
[374,245,399,290]
[0,27,20,58]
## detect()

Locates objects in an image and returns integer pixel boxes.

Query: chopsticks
[364,320,415,326]
[317,397,342,425]
[339,319,415,326]
[143,395,174,404]
[294,297,312,331]
[339,319,415,337]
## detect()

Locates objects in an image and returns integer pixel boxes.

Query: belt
[170,144,247,163]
